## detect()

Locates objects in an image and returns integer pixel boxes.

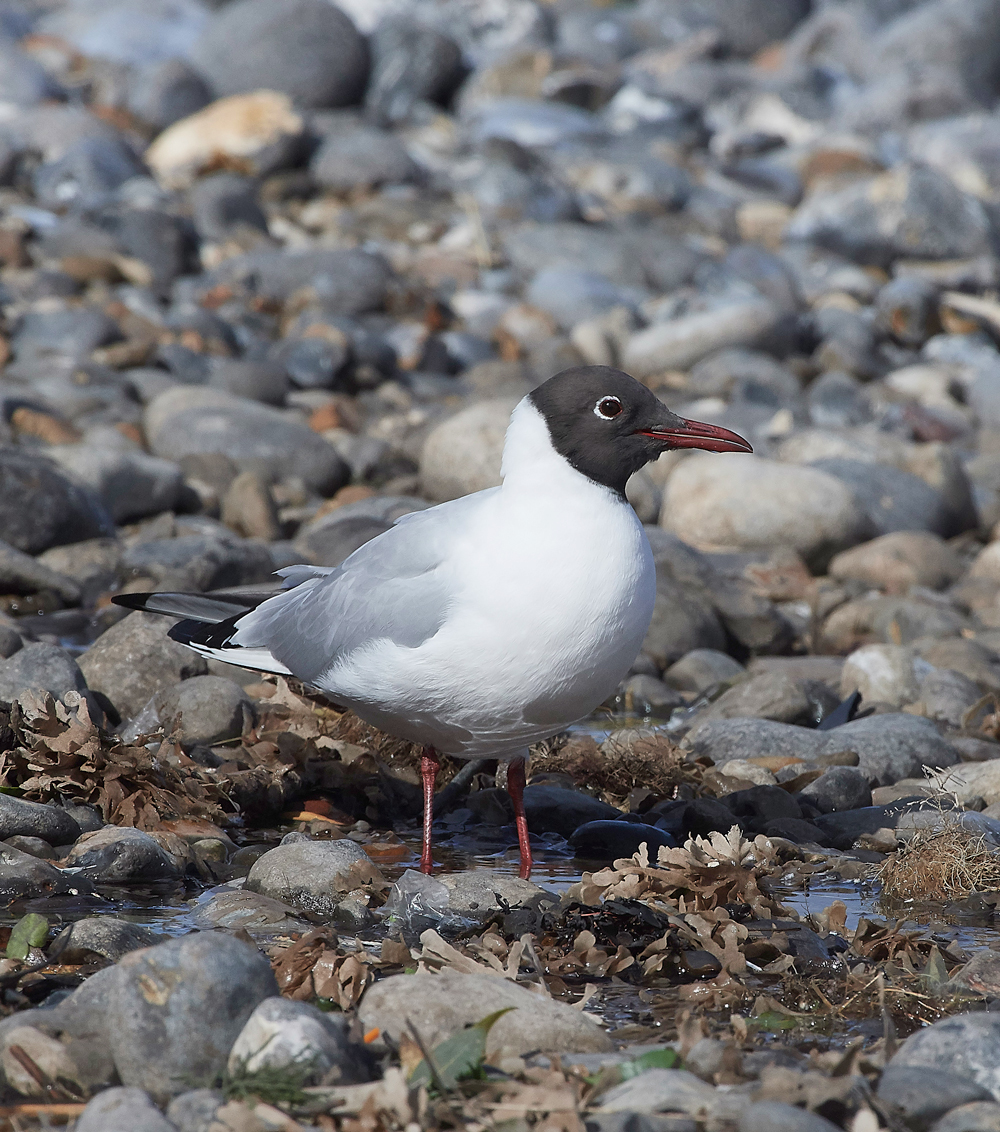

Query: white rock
[623,299,780,377]
[840,644,924,708]
[660,453,871,569]
[146,91,303,188]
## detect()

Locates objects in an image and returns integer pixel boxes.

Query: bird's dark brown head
[529,365,752,496]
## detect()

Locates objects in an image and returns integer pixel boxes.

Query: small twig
[406,1017,449,1094]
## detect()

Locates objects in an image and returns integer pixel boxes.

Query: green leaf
[7,913,48,960]
[754,1010,797,1032]
[409,1007,515,1091]
[587,1047,682,1089]
[619,1049,681,1080]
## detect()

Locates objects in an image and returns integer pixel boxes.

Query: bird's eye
[594,396,623,420]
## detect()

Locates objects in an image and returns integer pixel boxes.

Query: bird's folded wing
[229,498,472,682]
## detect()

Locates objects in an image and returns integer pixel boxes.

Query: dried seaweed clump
[529,732,700,803]
[878,826,1000,902]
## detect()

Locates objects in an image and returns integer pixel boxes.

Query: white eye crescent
[594,396,623,420]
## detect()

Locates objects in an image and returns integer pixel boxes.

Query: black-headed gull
[116,366,751,877]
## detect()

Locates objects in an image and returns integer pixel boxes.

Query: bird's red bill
[635,418,753,453]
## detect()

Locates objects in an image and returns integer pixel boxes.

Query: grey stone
[812,459,970,539]
[189,174,268,243]
[79,611,208,723]
[879,1065,994,1130]
[0,795,79,845]
[228,997,372,1084]
[807,371,872,429]
[52,916,163,962]
[799,768,872,814]
[595,1068,717,1115]
[154,676,256,749]
[120,532,274,593]
[359,969,612,1056]
[245,840,386,922]
[0,643,87,702]
[4,836,53,859]
[0,540,80,604]
[191,0,369,109]
[37,0,208,67]
[932,1103,1000,1132]
[191,888,311,936]
[366,16,463,126]
[889,1011,1000,1100]
[642,576,727,670]
[0,448,113,554]
[876,277,941,347]
[128,58,212,130]
[65,827,183,884]
[294,495,429,567]
[787,165,991,268]
[469,97,602,150]
[33,137,146,212]
[47,445,183,524]
[166,1089,225,1132]
[0,843,92,902]
[311,120,418,192]
[190,247,390,312]
[619,674,686,717]
[75,1087,174,1132]
[829,531,964,594]
[527,268,643,333]
[827,713,958,786]
[435,870,553,920]
[0,625,21,659]
[686,718,824,763]
[145,387,349,496]
[693,671,837,728]
[502,223,701,293]
[0,42,61,106]
[664,650,747,693]
[920,668,983,728]
[739,1102,843,1132]
[109,932,278,1103]
[207,359,287,406]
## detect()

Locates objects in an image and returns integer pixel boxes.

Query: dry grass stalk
[878,825,1000,901]
[529,732,699,803]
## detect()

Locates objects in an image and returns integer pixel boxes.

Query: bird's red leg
[506,756,533,880]
[420,746,439,874]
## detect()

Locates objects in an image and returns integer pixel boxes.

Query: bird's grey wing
[229,495,482,683]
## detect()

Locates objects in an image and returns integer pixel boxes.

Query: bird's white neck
[500,397,618,501]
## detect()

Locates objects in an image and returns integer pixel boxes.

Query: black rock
[800,767,873,814]
[522,786,621,838]
[569,820,676,861]
[366,17,464,125]
[189,173,268,243]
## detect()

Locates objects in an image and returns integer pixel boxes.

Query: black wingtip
[111,593,154,611]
